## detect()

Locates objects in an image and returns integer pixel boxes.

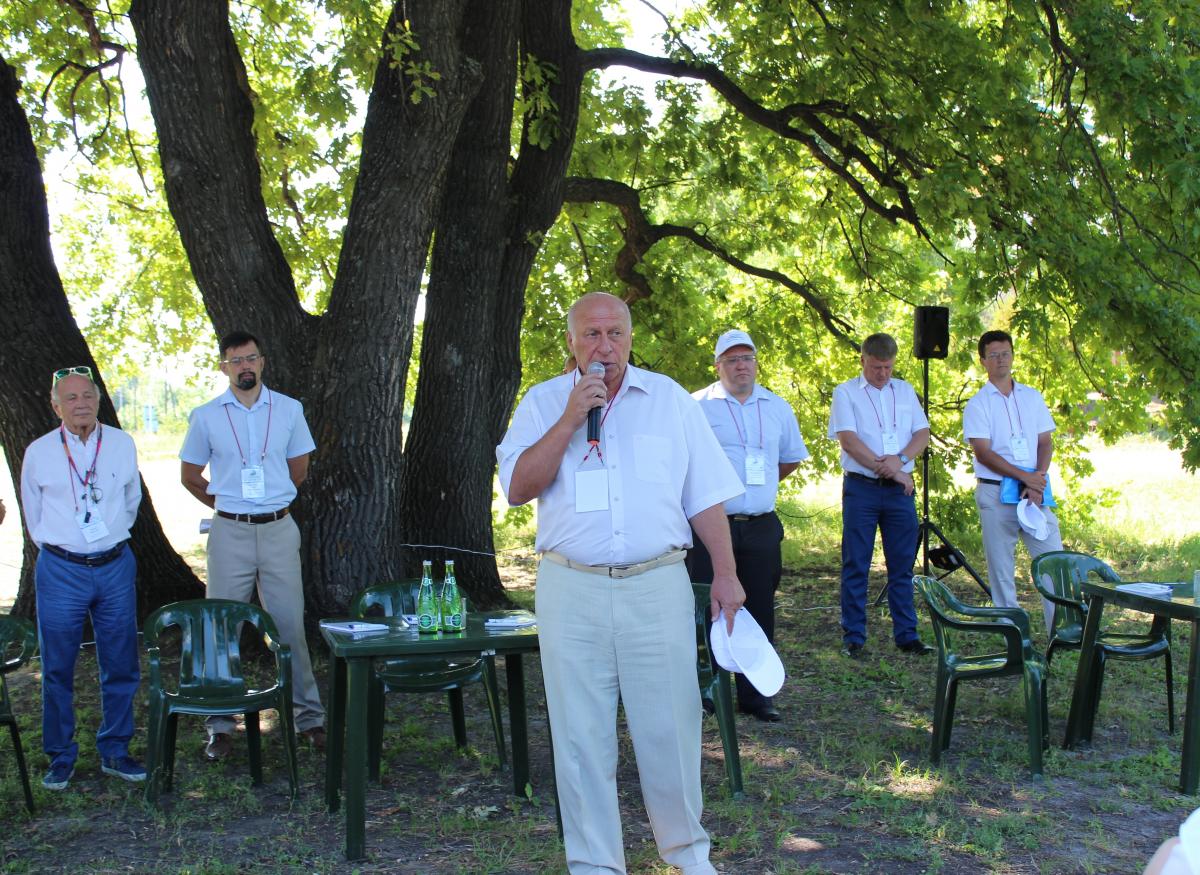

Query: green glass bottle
[441,559,463,632]
[417,560,439,634]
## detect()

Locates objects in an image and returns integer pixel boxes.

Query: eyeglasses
[720,354,757,364]
[52,366,93,385]
[984,351,1013,361]
[221,353,261,366]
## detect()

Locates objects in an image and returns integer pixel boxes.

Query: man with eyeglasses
[179,331,326,759]
[19,365,146,789]
[687,330,807,722]
[829,333,932,660]
[963,329,1063,629]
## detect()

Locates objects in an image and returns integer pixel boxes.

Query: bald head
[567,292,631,335]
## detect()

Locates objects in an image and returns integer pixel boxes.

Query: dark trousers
[840,475,920,647]
[686,512,784,710]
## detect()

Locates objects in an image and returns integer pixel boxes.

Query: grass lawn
[0,433,1197,873]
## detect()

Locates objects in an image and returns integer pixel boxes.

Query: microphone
[586,361,606,445]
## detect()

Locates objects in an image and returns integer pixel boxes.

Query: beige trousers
[975,482,1063,632]
[205,514,325,733]
[536,558,716,875]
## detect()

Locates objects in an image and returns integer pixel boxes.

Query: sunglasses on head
[52,366,94,386]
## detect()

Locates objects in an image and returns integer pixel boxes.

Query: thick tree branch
[581,46,935,244]
[565,176,857,349]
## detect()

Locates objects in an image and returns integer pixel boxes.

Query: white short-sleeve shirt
[962,380,1056,479]
[692,381,807,515]
[496,365,744,566]
[179,386,316,514]
[827,375,928,476]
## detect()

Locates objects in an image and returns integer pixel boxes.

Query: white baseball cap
[1017,498,1049,541]
[710,608,785,697]
[714,329,756,360]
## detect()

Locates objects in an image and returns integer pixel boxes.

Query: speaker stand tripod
[873,357,991,606]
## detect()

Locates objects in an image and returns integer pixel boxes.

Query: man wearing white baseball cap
[688,329,808,722]
[963,329,1063,631]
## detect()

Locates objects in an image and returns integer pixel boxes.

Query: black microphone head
[587,361,606,377]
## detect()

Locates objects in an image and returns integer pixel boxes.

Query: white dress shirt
[21,424,141,552]
[179,386,316,514]
[497,365,744,566]
[827,375,928,477]
[962,380,1056,479]
[692,381,808,515]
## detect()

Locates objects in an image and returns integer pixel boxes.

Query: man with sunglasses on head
[687,330,808,722]
[19,365,145,790]
[180,331,326,759]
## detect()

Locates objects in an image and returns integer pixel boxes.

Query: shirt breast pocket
[633,434,672,484]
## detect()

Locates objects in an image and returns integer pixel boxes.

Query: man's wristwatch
[898,453,910,465]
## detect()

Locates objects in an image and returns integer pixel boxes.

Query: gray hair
[861,333,898,360]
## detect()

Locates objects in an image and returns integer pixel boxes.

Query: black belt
[977,478,1002,486]
[844,472,903,489]
[42,541,128,567]
[216,508,290,524]
[728,512,772,522]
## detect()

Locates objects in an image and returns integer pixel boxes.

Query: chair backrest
[0,615,37,714]
[915,575,958,655]
[353,580,421,619]
[691,582,725,699]
[1030,551,1121,636]
[144,599,282,697]
[353,580,473,621]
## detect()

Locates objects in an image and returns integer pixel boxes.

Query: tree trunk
[130,0,482,616]
[0,59,202,620]
[397,0,584,607]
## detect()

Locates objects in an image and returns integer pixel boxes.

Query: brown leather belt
[216,508,290,524]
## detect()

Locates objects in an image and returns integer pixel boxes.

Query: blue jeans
[840,476,920,647]
[35,545,140,767]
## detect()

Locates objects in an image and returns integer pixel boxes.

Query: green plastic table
[1063,579,1196,791]
[321,611,540,860]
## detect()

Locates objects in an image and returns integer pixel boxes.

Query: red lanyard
[225,388,273,466]
[723,397,763,449]
[863,382,897,430]
[60,423,102,515]
[574,370,621,463]
[999,383,1025,436]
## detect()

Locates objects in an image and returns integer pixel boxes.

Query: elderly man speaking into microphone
[497,292,745,875]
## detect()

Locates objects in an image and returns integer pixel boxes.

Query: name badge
[745,452,767,486]
[881,432,900,455]
[75,510,110,543]
[241,466,266,499]
[575,468,610,512]
[1010,435,1030,462]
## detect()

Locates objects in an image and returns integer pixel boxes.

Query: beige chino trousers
[536,558,716,875]
[205,514,325,734]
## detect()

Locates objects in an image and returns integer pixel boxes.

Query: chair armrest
[146,645,164,691]
[946,604,1033,638]
[1030,578,1084,611]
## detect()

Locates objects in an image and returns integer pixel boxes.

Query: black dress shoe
[701,696,716,716]
[738,703,781,722]
[897,638,934,655]
[840,642,865,659]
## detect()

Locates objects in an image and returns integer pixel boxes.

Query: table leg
[505,654,528,797]
[345,657,370,861]
[1180,619,1200,794]
[1064,595,1105,749]
[325,654,347,812]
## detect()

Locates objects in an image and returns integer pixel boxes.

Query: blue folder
[1000,466,1056,507]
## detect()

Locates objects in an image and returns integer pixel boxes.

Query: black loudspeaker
[913,306,949,360]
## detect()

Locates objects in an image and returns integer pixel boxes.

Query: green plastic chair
[916,575,1049,778]
[143,599,298,803]
[352,581,505,781]
[1031,551,1173,733]
[0,615,37,812]
[692,582,744,798]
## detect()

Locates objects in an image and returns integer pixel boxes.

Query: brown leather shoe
[298,726,326,752]
[204,732,233,761]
